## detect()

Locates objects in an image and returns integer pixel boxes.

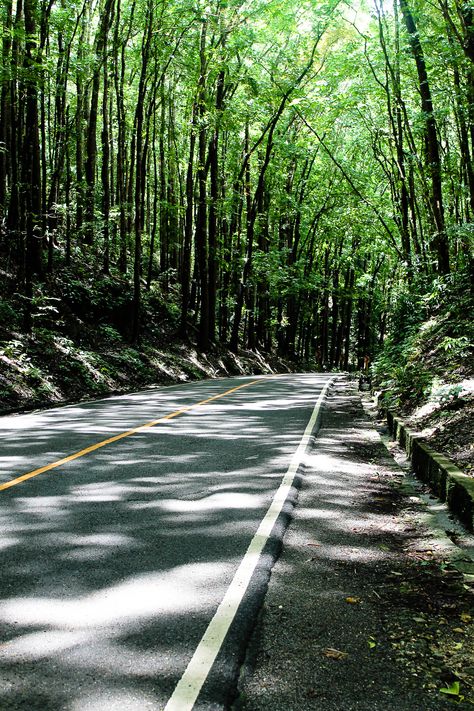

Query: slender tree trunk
[7,0,22,270]
[114,0,133,273]
[230,124,252,352]
[167,90,179,274]
[75,16,86,240]
[65,109,72,265]
[159,85,168,290]
[102,41,110,273]
[400,0,450,273]
[207,67,225,345]
[180,102,197,337]
[131,5,153,343]
[22,0,43,328]
[0,0,13,220]
[147,108,159,290]
[84,0,114,246]
[196,20,209,351]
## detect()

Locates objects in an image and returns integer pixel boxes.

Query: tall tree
[399,0,450,273]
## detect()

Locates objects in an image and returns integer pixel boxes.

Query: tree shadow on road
[0,374,332,710]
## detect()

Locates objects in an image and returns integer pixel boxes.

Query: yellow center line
[0,378,269,493]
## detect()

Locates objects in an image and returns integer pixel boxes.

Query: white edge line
[163,377,335,711]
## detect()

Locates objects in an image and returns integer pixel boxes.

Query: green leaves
[439,681,464,701]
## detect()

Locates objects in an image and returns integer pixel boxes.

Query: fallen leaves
[345,596,361,605]
[322,647,348,660]
[381,556,474,703]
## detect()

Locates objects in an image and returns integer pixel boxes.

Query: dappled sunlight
[285,387,408,582]
[0,561,234,633]
[138,491,266,513]
[0,374,332,709]
[0,535,22,550]
[0,375,324,487]
[68,639,190,677]
[61,532,138,547]
[0,456,28,468]
[298,507,342,520]
[0,629,93,660]
[0,377,412,710]
[322,495,357,506]
[68,689,162,711]
[303,452,372,479]
[6,495,71,517]
[236,383,441,711]
[305,542,386,563]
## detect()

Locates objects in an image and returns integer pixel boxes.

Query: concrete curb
[385,410,474,532]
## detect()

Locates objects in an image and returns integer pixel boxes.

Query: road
[0,373,333,711]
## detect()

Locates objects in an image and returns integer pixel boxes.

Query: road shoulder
[235,379,474,710]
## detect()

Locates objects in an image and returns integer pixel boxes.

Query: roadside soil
[1,264,296,416]
[406,397,474,477]
[236,379,474,710]
[0,330,293,416]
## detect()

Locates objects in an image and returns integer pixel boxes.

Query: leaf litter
[379,551,474,704]
[322,647,349,660]
[365,473,474,705]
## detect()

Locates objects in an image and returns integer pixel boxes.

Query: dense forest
[0,0,473,401]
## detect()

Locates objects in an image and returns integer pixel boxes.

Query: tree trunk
[196,21,209,351]
[400,0,450,274]
[101,39,110,274]
[131,2,153,343]
[84,0,114,246]
[207,67,225,345]
[0,0,13,220]
[21,0,43,330]
[22,0,43,279]
[180,102,197,338]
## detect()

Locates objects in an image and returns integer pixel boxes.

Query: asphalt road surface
[0,374,333,711]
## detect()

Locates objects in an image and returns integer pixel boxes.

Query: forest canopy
[0,0,473,370]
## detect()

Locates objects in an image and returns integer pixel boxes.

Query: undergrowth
[373,272,474,413]
[372,271,474,474]
[0,255,290,414]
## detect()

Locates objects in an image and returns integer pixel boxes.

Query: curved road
[0,374,333,711]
